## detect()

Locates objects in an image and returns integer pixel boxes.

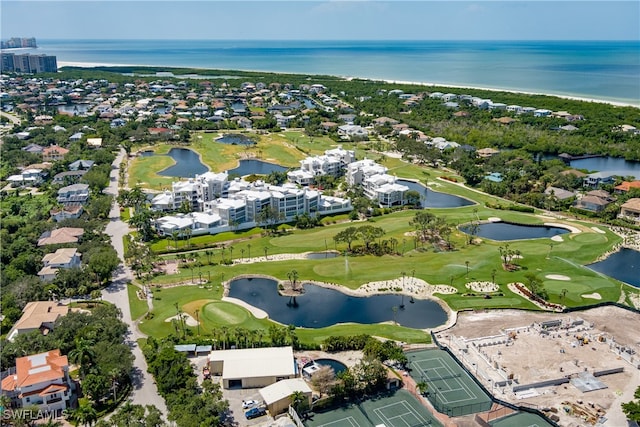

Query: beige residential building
[6,302,69,341]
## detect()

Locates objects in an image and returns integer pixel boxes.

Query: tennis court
[406,348,493,417]
[305,389,442,427]
[489,411,556,427]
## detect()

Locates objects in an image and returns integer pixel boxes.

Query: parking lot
[224,384,273,426]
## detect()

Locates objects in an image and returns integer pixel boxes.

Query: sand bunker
[546,274,571,281]
[165,313,199,326]
[582,292,602,300]
[551,235,564,242]
[466,281,499,292]
[591,227,606,234]
[358,277,457,297]
[487,217,502,222]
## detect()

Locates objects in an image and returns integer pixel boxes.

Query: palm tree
[171,230,179,249]
[290,390,307,414]
[69,400,97,427]
[69,338,96,379]
[287,269,299,291]
[247,243,251,260]
[240,248,245,260]
[183,227,192,248]
[263,247,268,259]
[205,249,213,265]
[109,368,120,402]
[465,260,470,278]
[416,381,429,396]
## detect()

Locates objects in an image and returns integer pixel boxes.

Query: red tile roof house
[614,181,640,194]
[42,145,69,162]
[37,227,84,246]
[1,350,75,415]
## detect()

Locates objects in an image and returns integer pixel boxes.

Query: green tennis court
[406,348,493,417]
[305,389,442,427]
[490,411,556,427]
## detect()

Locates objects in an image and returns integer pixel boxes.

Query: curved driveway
[102,148,168,416]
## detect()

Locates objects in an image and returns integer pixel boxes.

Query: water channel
[228,277,448,329]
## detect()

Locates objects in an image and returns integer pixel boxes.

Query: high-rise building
[1,37,37,49]
[1,53,57,73]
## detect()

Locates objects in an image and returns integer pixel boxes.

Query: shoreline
[57,61,640,108]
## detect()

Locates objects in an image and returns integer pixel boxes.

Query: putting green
[572,233,608,244]
[202,301,250,325]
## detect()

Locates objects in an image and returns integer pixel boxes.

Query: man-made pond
[215,133,256,146]
[570,157,640,180]
[228,277,448,329]
[305,251,340,260]
[397,179,474,208]
[228,159,288,176]
[459,221,570,241]
[587,248,640,288]
[540,155,640,180]
[157,148,209,177]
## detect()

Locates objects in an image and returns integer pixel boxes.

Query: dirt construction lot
[439,306,640,427]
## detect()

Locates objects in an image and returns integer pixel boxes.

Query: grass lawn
[147,208,623,303]
[128,283,149,321]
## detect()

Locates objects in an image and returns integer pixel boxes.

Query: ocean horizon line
[57,60,640,108]
[39,38,640,43]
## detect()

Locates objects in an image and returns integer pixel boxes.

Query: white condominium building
[287,146,355,186]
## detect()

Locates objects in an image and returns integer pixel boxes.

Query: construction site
[437,305,640,427]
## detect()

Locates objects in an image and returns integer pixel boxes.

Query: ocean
[25,39,640,106]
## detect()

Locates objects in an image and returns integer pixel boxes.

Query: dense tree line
[142,337,229,427]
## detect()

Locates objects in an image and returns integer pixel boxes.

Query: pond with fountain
[227,277,448,329]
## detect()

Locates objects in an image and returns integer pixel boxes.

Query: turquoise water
[31,39,640,105]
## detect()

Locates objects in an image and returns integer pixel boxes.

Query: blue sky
[1,1,638,41]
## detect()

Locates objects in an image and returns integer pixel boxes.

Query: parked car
[242,399,259,409]
[245,407,266,419]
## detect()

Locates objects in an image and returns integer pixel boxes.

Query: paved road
[102,148,168,417]
[0,110,21,125]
